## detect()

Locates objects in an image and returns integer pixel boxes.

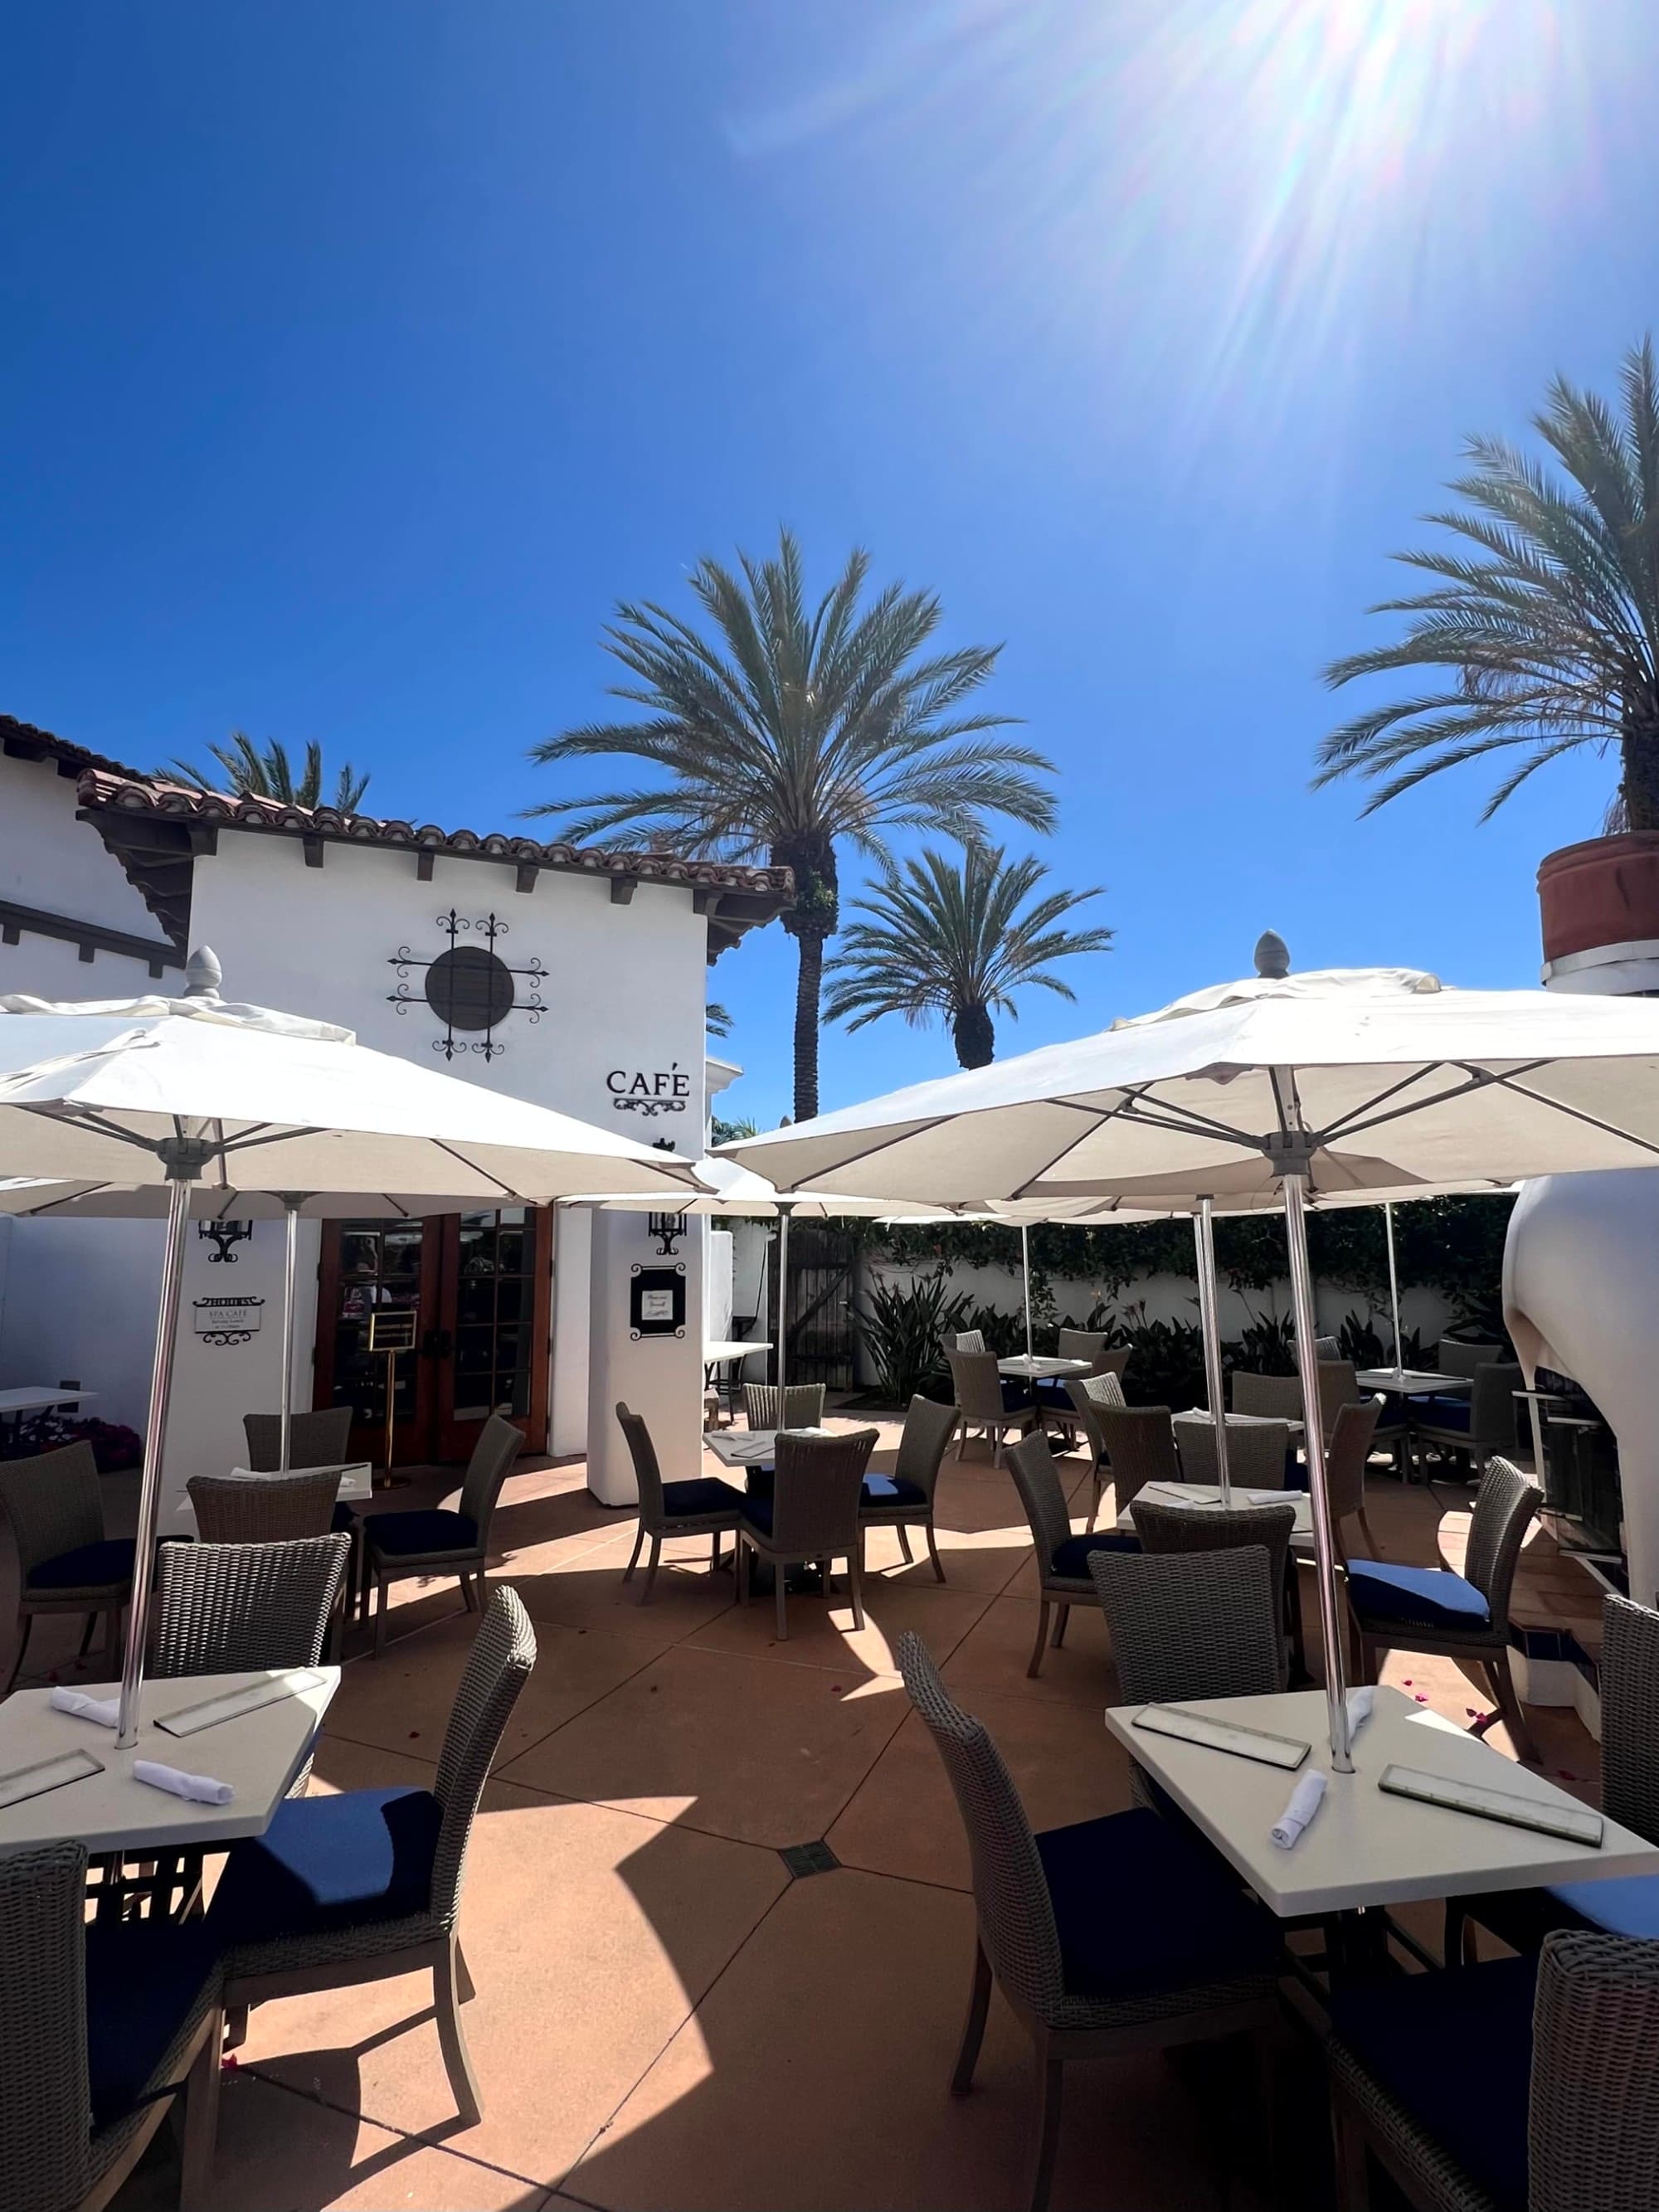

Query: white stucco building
[0,714,790,1521]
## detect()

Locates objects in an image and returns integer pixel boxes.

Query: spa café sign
[606,1064,690,1121]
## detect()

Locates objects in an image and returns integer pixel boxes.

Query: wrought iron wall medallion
[388,912,547,1062]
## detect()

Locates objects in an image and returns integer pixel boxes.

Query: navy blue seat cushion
[1036,1807,1279,2001]
[1414,1395,1472,1432]
[1549,1871,1659,1937]
[741,1495,776,1537]
[1347,1559,1491,1631]
[860,1475,927,1511]
[1034,1378,1076,1411]
[27,1536,136,1592]
[1330,1955,1535,2212]
[366,1508,478,1559]
[84,1917,221,2128]
[1051,1530,1140,1578]
[1000,1378,1035,1413]
[661,1475,742,1520]
[207,1785,442,1948]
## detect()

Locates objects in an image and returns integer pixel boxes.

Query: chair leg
[1028,1599,1051,1678]
[738,1536,751,1606]
[1486,1649,1540,1765]
[460,1571,477,1613]
[950,1937,993,2094]
[622,1526,645,1582]
[3,1612,32,1695]
[925,1519,946,1584]
[224,2003,250,2052]
[1029,2047,1064,2212]
[1051,1602,1069,1649]
[105,1607,123,1663]
[896,1524,914,1564]
[774,1563,789,1642]
[1443,1898,1471,1969]
[435,1932,484,2126]
[177,2009,224,2212]
[373,1573,389,1658]
[455,1938,477,2004]
[1088,1468,1102,1529]
[1358,1508,1380,1557]
[1332,2091,1373,2211]
[710,1531,720,1572]
[78,1612,97,1659]
[639,1535,662,1606]
[846,1548,865,1631]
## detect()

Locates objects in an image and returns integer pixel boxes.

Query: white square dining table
[1355,1369,1472,1398]
[1119,1480,1315,1556]
[0,1666,338,1855]
[997,1355,1092,1381]
[1104,1684,1659,1921]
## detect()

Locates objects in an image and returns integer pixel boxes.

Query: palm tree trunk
[952,1002,995,1068]
[792,928,826,1121]
[1622,717,1659,832]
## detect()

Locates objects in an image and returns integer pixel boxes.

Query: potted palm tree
[1316,338,1659,990]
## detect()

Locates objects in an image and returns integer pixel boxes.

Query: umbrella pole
[1193,1198,1232,1505]
[278,1195,304,1471]
[776,1203,793,1397]
[1020,1223,1034,1365]
[1383,1201,1404,1373]
[1282,1171,1353,1772]
[116,1170,195,1749]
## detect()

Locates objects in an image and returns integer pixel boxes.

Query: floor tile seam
[669,1632,908,1688]
[479,1764,807,1864]
[239,2062,552,2195]
[471,1636,673,1770]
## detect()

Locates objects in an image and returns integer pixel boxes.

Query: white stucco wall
[0,753,174,999]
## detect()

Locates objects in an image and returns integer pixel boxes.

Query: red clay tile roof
[1,712,153,784]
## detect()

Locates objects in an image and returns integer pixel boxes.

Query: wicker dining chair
[1171,1414,1290,1489]
[1088,1544,1287,1706]
[0,1441,135,1691]
[209,1587,537,2135]
[1411,1364,1524,1480]
[946,1349,1039,1467]
[353,1412,524,1655]
[1325,1398,1385,1563]
[742,1382,826,1432]
[858,1394,958,1582]
[1231,1371,1306,1422]
[151,1533,351,1678]
[0,1840,225,2212]
[1345,1456,1540,1762]
[1086,1401,1180,1528]
[896,1630,1282,2212]
[735,1427,879,1641]
[1005,1432,1139,1677]
[1435,1339,1504,1380]
[186,1468,343,1544]
[1131,1495,1300,1681]
[615,1401,742,1601]
[1327,1930,1659,2212]
[1040,1341,1130,1445]
[1062,1371,1128,1523]
[953,1329,987,1353]
[241,1407,354,1472]
[1446,1594,1659,1970]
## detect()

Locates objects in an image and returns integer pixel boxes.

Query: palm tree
[1316,338,1659,826]
[823,843,1112,1069]
[526,529,1056,1118]
[163,732,372,814]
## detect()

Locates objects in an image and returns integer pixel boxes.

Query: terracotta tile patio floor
[2,1414,1604,2212]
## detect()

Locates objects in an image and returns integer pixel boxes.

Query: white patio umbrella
[0,951,703,1746]
[725,939,1659,1769]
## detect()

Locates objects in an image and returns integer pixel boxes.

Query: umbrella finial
[183,946,223,999]
[1253,931,1290,980]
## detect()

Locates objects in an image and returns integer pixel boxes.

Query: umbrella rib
[757,1116,953,1189]
[429,1140,516,1197]
[1313,1066,1454,1145]
[1482,1072,1659,1161]
[1316,1063,1527,1150]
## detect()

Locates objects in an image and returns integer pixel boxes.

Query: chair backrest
[1230,1370,1304,1422]
[615,1402,664,1524]
[1324,1398,1384,1539]
[458,1412,525,1532]
[1005,1432,1073,1577]
[150,1533,350,1676]
[431,1584,538,1924]
[893,1395,959,1499]
[0,1441,103,1581]
[1089,1544,1287,1703]
[187,1467,342,1544]
[1128,1499,1296,1678]
[1063,1369,1126,1461]
[1172,1415,1288,1490]
[1292,1334,1341,1368]
[1316,1359,1361,1437]
[1529,1931,1659,2212]
[1462,1456,1540,1621]
[1087,1403,1178,1508]
[1597,1595,1659,1843]
[242,1406,354,1473]
[765,1429,879,1555]
[1468,1363,1523,1451]
[953,1330,986,1354]
[742,1383,826,1432]
[945,1349,1008,1427]
[1056,1328,1109,1369]
[0,1840,99,2210]
[1438,1338,1503,1379]
[895,1630,1065,2022]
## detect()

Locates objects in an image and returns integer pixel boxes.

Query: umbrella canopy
[563,1155,943,1218]
[726,944,1659,1769]
[0,1181,481,1219]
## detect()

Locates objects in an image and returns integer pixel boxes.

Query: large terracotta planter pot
[1537,833,1659,992]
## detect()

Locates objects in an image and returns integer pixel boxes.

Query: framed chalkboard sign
[630,1264,686,1339]
[367,1308,419,1354]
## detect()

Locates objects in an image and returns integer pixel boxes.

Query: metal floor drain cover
[779,1840,840,1879]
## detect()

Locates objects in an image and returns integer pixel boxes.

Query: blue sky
[4,2,1655,1132]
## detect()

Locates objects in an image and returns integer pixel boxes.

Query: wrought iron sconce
[646,1211,686,1257]
[197,1218,253,1265]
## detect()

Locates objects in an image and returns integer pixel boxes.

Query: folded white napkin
[1347,1686,1376,1736]
[49,1686,119,1727]
[1272,1770,1326,1849]
[133,1759,233,1806]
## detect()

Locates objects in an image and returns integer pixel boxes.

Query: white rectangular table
[0,1385,97,1417]
[1105,1684,1659,1920]
[998,1355,1091,1381]
[1355,1368,1471,1398]
[1175,1407,1305,1440]
[1120,1480,1315,1556]
[0,1667,338,1853]
[705,1426,839,1473]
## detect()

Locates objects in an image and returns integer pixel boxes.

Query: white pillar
[585,1208,706,1505]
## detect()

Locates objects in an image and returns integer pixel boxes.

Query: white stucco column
[585,1208,706,1505]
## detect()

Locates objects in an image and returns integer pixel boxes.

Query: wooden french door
[314,1208,552,1467]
